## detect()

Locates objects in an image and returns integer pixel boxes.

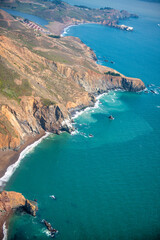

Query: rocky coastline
[0,7,145,238]
[0,191,38,239]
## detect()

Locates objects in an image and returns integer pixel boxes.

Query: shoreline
[0,96,104,239]
[0,14,144,192]
[47,20,97,36]
[60,22,94,37]
[71,92,108,120]
[0,131,48,190]
[0,92,107,191]
[2,222,7,240]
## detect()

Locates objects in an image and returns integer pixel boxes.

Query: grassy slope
[0,10,102,106]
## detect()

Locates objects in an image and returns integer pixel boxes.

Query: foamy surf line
[0,132,50,189]
[61,23,93,37]
[60,24,76,37]
[2,222,7,240]
[72,92,108,120]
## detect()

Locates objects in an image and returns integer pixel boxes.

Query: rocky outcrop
[0,191,38,215]
[25,199,37,217]
[56,63,145,95]
[0,96,73,150]
[43,220,58,238]
[0,191,38,238]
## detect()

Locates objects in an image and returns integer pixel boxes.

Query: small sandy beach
[0,131,45,180]
[46,19,93,36]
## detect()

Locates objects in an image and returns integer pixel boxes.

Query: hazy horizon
[65,0,160,17]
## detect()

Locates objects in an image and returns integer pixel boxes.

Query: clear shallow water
[5,0,160,239]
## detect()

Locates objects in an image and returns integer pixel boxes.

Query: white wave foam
[0,132,50,189]
[2,222,7,240]
[72,93,108,120]
[72,106,91,119]
[42,228,51,237]
[71,129,79,135]
[61,23,91,37]
[96,92,108,100]
[61,24,77,37]
[84,135,88,138]
[62,119,72,128]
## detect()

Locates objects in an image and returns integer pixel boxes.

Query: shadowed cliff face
[0,9,145,151]
[0,97,74,150]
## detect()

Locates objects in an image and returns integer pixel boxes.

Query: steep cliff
[0,9,145,152]
[0,97,72,150]
[0,191,38,238]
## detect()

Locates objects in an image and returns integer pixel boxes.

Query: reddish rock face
[0,191,38,238]
[0,191,38,215]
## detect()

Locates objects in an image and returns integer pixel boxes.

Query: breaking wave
[0,132,50,189]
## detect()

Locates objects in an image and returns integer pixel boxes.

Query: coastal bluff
[0,9,145,177]
[0,191,38,238]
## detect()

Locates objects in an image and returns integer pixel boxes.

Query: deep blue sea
[3,0,160,239]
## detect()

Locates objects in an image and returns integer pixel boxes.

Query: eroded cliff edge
[0,10,145,159]
[0,191,38,239]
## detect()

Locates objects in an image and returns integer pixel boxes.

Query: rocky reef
[0,191,38,238]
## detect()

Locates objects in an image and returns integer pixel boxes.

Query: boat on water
[50,195,56,199]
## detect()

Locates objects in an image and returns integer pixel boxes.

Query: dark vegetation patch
[48,34,60,38]
[104,71,121,76]
[74,5,92,10]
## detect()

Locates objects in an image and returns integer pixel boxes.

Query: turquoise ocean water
[3,0,160,239]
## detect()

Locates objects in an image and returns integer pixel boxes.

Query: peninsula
[0,0,138,34]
